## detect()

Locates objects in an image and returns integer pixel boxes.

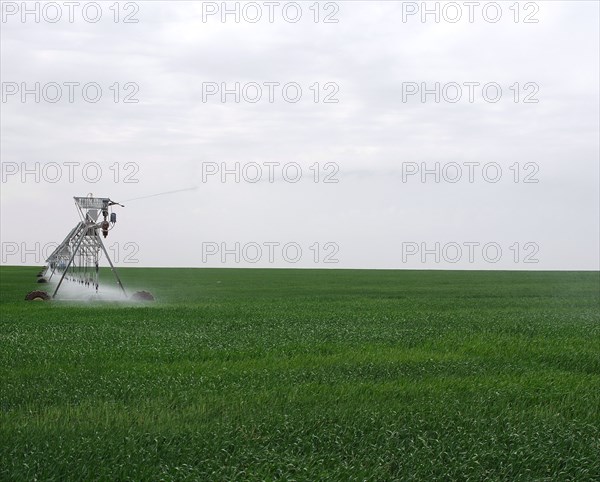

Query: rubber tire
[25,290,50,301]
[131,291,155,301]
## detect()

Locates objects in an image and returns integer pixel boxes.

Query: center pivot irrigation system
[25,195,154,302]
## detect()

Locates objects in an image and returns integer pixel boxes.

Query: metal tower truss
[42,195,126,299]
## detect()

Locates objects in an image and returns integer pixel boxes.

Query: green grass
[1,266,599,480]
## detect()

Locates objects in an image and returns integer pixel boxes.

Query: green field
[1,266,599,480]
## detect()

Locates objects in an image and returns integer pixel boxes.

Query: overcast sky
[1,0,598,269]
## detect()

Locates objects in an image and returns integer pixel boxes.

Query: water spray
[122,186,197,203]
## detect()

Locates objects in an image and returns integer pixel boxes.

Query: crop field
[1,266,599,480]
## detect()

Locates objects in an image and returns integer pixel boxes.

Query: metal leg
[97,234,127,297]
[47,263,57,281]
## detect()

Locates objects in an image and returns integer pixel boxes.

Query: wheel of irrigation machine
[37,277,48,283]
[25,290,51,301]
[130,291,155,301]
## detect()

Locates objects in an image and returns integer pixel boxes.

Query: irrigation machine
[26,195,153,301]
